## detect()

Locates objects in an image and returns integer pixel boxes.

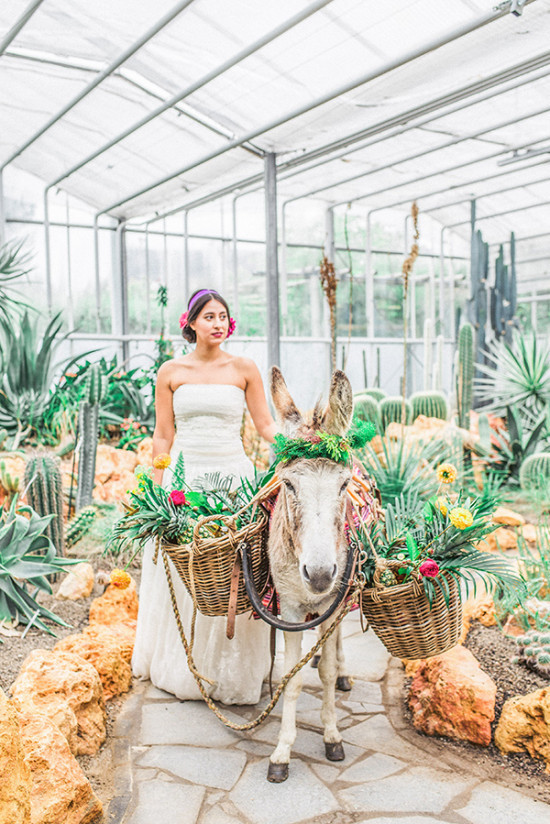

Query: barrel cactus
[456,323,474,430]
[380,397,412,430]
[354,396,381,431]
[360,388,386,403]
[519,453,550,492]
[24,453,65,556]
[513,631,550,679]
[65,505,97,549]
[410,391,448,421]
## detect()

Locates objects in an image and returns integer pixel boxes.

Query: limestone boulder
[88,444,138,483]
[55,562,95,601]
[89,575,138,626]
[0,687,31,824]
[136,436,153,466]
[519,523,538,544]
[495,688,550,772]
[492,507,525,527]
[462,594,496,632]
[10,650,106,756]
[408,645,496,746]
[18,710,102,824]
[477,526,518,552]
[54,625,133,700]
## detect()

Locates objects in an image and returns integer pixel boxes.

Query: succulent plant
[410,391,448,421]
[359,388,386,403]
[514,630,550,679]
[65,505,97,549]
[456,323,474,430]
[380,397,412,430]
[520,453,550,493]
[354,396,381,431]
[24,453,65,556]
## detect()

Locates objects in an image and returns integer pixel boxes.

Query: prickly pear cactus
[410,391,448,421]
[24,453,65,556]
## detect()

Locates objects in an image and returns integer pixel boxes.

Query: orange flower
[109,569,131,589]
[437,463,457,484]
[153,453,171,469]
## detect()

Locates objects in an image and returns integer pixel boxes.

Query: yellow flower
[449,507,474,530]
[437,463,457,484]
[109,569,132,589]
[153,453,171,470]
[435,497,449,517]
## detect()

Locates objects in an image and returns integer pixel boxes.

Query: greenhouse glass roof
[1,0,550,241]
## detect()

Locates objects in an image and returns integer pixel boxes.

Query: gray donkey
[267,366,354,783]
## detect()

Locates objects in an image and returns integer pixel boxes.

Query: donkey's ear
[322,370,354,436]
[270,366,304,437]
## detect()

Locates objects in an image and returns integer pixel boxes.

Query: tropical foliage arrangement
[272,418,376,466]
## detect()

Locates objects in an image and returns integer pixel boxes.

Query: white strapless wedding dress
[132,384,271,704]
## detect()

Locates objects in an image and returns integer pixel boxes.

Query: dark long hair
[181,289,231,343]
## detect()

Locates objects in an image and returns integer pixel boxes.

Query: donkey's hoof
[310,654,321,669]
[325,741,345,761]
[267,762,289,783]
[336,675,352,691]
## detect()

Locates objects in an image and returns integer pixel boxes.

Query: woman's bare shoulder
[231,355,259,377]
[157,356,193,383]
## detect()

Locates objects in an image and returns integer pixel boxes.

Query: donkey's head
[270,367,354,598]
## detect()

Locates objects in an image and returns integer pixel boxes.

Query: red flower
[419,559,440,577]
[169,490,187,506]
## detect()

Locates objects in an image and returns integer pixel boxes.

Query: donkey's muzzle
[302,563,338,594]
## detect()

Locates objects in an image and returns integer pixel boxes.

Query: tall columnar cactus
[24,454,65,556]
[354,396,381,431]
[490,233,517,342]
[519,452,550,492]
[380,397,412,430]
[477,412,492,455]
[456,323,474,430]
[468,227,489,368]
[410,391,448,421]
[513,631,550,680]
[75,365,107,512]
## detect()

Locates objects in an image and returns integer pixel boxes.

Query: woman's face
[191,299,229,343]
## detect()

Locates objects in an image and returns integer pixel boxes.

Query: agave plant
[476,332,550,422]
[359,438,442,507]
[0,239,32,323]
[0,497,79,634]
[484,405,547,485]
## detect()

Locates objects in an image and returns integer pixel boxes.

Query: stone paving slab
[456,782,550,824]
[140,701,240,747]
[125,779,205,824]
[137,745,247,790]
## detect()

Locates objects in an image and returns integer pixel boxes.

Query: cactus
[468,227,489,368]
[477,412,492,455]
[354,396,381,431]
[490,233,517,342]
[0,429,7,449]
[513,631,550,679]
[75,402,100,511]
[85,363,108,406]
[360,388,386,403]
[0,459,20,506]
[380,397,412,430]
[519,452,550,492]
[410,391,448,421]
[24,454,65,556]
[65,505,97,549]
[456,323,474,430]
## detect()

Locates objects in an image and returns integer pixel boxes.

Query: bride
[132,288,277,704]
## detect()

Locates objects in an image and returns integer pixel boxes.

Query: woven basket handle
[192,512,233,548]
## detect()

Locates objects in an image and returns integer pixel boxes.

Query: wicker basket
[162,510,270,617]
[360,561,462,659]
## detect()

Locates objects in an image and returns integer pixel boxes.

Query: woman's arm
[243,360,278,443]
[152,362,176,484]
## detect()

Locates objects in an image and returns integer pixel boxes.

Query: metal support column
[264,153,280,367]
[365,212,375,337]
[114,221,130,362]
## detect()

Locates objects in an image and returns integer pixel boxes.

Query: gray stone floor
[109,614,550,824]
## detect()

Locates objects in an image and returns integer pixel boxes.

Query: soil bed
[403,623,550,802]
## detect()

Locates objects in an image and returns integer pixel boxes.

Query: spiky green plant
[410,391,448,421]
[456,323,474,430]
[358,388,386,403]
[0,497,79,633]
[380,396,412,430]
[513,630,550,679]
[360,438,440,507]
[520,452,550,493]
[65,506,97,549]
[354,395,381,431]
[24,454,65,556]
[486,405,546,484]
[0,239,32,323]
[476,332,550,422]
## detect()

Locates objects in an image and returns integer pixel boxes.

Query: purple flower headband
[179,290,236,338]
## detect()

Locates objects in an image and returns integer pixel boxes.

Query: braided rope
[161,546,359,731]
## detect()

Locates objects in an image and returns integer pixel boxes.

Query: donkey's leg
[335,623,352,692]
[318,623,345,761]
[268,630,303,783]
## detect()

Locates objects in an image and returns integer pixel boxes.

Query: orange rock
[136,437,153,467]
[54,625,133,700]
[10,650,106,756]
[462,594,496,629]
[477,526,518,552]
[408,645,496,746]
[89,576,138,626]
[0,688,31,824]
[85,444,138,484]
[493,507,525,527]
[18,711,102,824]
[519,523,538,544]
[55,562,95,601]
[93,468,138,503]
[495,688,550,772]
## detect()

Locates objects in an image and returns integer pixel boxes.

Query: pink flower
[419,559,440,577]
[227,317,236,337]
[304,431,321,444]
[179,311,189,329]
[121,418,132,431]
[169,490,187,506]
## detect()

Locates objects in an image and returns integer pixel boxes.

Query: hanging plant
[401,202,420,426]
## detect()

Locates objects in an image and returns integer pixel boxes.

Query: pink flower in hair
[227,317,236,337]
[179,311,189,329]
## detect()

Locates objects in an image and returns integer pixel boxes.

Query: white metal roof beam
[0,0,45,56]
[47,0,336,188]
[0,0,199,171]
[101,0,537,216]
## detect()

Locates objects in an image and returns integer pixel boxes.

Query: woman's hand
[152,362,176,483]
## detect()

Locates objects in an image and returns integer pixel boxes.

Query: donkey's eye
[340,480,350,495]
[283,480,296,495]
